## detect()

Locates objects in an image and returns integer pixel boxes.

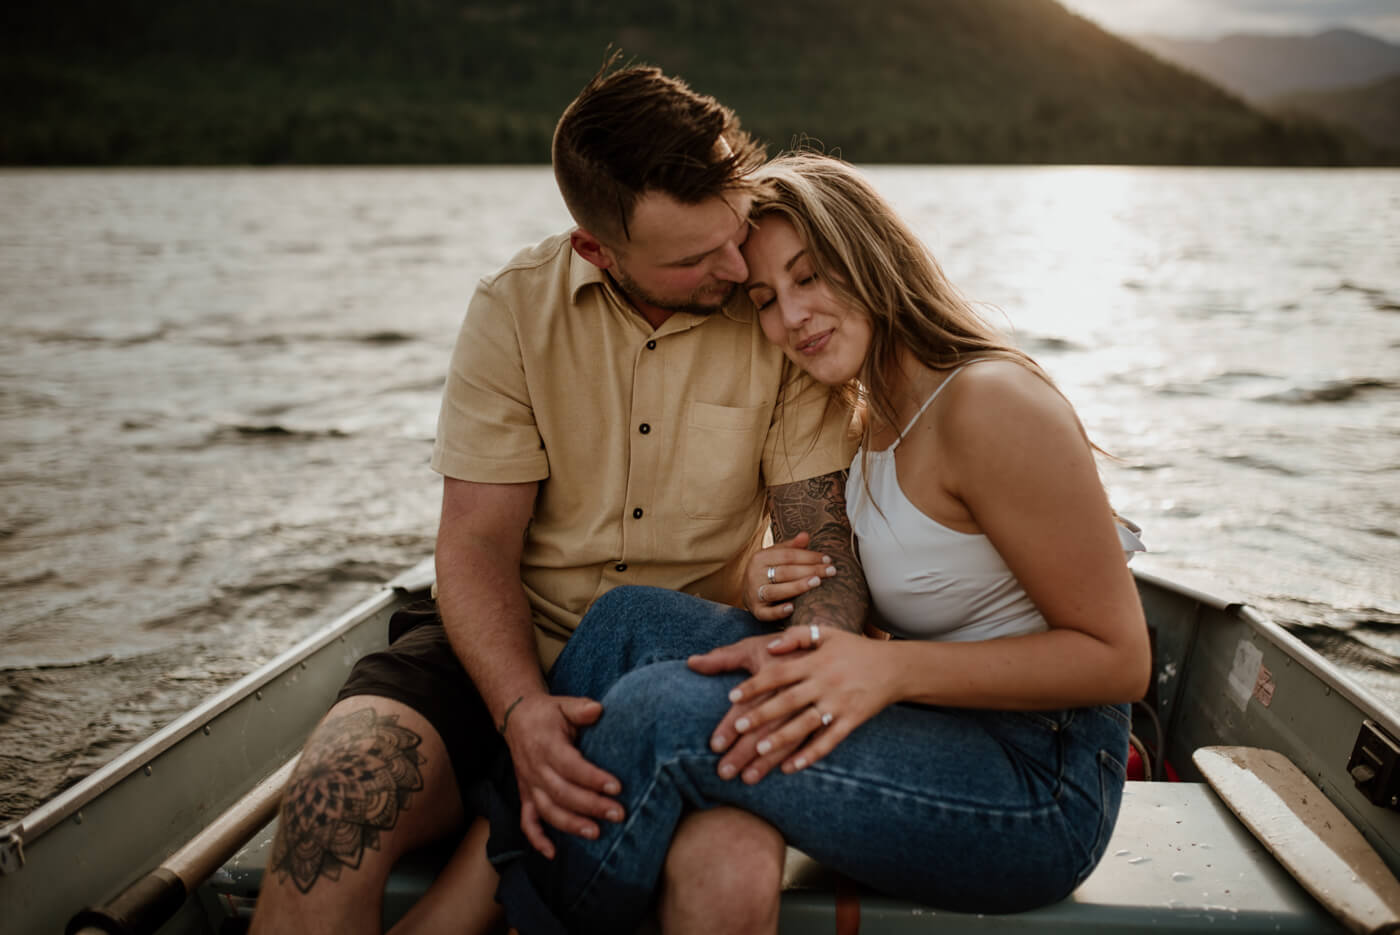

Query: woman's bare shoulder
[939,360,1077,435]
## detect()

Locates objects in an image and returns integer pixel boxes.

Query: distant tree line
[2,0,1391,166]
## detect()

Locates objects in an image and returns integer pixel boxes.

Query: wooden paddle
[1195,745,1400,935]
[67,755,298,935]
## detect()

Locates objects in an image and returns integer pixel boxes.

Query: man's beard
[611,269,737,317]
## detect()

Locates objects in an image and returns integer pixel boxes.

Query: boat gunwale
[0,557,434,867]
[1133,568,1400,743]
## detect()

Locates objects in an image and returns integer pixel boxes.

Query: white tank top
[845,362,1049,642]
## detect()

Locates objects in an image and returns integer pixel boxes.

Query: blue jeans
[538,586,1130,933]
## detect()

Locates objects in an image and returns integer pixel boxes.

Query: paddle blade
[1195,745,1400,935]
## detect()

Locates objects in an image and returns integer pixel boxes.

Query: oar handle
[168,756,299,884]
[66,869,185,935]
[65,756,298,935]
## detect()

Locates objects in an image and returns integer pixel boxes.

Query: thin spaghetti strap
[894,359,992,443]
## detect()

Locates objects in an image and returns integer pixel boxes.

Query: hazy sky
[1056,0,1400,42]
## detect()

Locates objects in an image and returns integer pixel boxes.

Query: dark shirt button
[633,508,644,519]
[639,423,651,434]
[615,562,628,572]
[646,340,657,350]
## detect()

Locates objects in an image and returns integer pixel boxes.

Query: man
[251,58,867,935]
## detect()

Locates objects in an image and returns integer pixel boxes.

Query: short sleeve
[430,282,551,483]
[761,364,857,487]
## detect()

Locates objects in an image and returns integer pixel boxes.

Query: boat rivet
[300,662,308,670]
[203,725,211,735]
[144,766,153,777]
[256,691,264,701]
[74,813,83,825]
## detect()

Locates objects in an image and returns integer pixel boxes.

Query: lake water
[1,166,1398,822]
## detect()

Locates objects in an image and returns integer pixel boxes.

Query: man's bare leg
[658,807,785,935]
[388,816,503,935]
[249,697,466,935]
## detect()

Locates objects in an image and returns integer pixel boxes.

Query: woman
[527,152,1151,933]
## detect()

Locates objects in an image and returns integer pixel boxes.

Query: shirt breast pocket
[681,401,769,520]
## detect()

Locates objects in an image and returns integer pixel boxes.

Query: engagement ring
[809,624,820,645]
[767,565,777,583]
[820,711,834,727]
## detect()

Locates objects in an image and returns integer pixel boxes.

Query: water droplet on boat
[1115,849,1131,857]
[1128,856,1150,864]
[1172,872,1193,882]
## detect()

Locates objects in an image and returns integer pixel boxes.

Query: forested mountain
[1131,29,1400,102]
[1269,75,1400,150]
[2,0,1390,165]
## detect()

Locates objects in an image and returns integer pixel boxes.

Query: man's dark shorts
[335,598,501,804]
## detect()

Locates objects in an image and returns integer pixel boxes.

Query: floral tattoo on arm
[768,469,870,634]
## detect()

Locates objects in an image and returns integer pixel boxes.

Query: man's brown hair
[552,54,765,245]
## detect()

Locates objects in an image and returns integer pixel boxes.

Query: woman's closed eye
[747,288,775,311]
[788,259,819,287]
[748,272,818,311]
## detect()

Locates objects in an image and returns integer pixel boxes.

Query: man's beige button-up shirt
[431,233,855,668]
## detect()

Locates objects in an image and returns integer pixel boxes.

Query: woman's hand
[691,626,895,777]
[743,531,837,621]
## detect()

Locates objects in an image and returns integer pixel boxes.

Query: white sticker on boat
[1227,639,1265,711]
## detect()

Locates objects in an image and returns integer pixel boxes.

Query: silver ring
[820,711,834,727]
[757,584,769,603]
[809,624,820,645]
[767,565,777,584]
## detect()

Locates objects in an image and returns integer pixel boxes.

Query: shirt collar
[567,242,753,325]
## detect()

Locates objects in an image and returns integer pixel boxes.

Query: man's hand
[503,692,625,859]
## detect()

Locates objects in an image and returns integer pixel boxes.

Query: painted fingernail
[711,734,727,752]
[794,757,808,770]
[607,809,622,822]
[583,825,598,839]
[743,769,760,784]
[782,604,794,613]
[604,781,620,795]
[735,717,751,732]
[767,637,783,648]
[822,555,833,564]
[824,566,837,576]
[719,763,737,779]
[807,576,822,587]
[756,739,772,755]
[729,687,744,701]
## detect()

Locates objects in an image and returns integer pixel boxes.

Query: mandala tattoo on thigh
[269,707,425,893]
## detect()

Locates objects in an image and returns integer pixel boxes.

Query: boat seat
[205,781,1343,933]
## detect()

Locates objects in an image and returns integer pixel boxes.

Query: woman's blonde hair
[750,152,1059,443]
